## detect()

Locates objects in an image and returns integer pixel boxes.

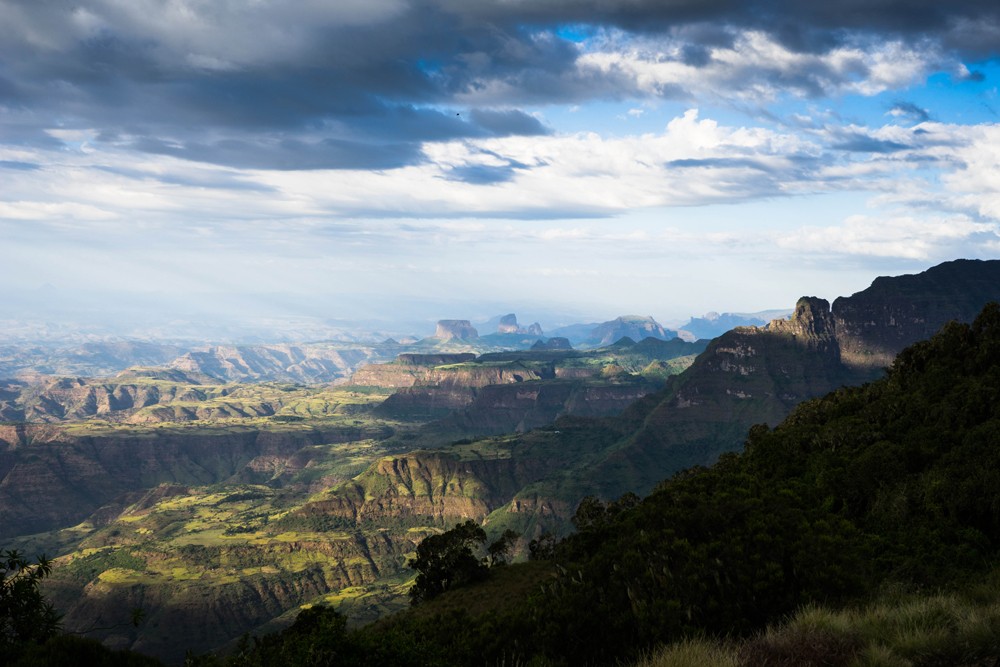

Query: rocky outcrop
[545,260,1000,503]
[428,381,658,437]
[296,450,555,527]
[497,314,520,334]
[497,314,544,336]
[434,320,479,340]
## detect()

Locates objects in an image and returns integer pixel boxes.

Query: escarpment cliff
[46,509,415,664]
[352,356,548,389]
[831,258,1000,369]
[0,423,384,538]
[291,447,559,528]
[551,260,1000,501]
[423,380,658,438]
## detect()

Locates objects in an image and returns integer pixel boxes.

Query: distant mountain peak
[435,320,479,340]
[496,313,543,336]
[587,315,676,346]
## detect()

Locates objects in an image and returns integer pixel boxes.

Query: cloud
[131,136,427,171]
[832,134,911,153]
[777,213,999,260]
[0,0,995,172]
[0,160,41,171]
[467,109,551,136]
[888,101,931,123]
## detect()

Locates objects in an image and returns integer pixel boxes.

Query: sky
[2,0,1000,338]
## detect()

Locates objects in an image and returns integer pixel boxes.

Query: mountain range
[3,258,1000,663]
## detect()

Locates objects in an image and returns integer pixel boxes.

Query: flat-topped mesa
[395,353,476,366]
[435,319,479,340]
[350,353,478,387]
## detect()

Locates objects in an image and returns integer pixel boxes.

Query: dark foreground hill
[223,302,1000,666]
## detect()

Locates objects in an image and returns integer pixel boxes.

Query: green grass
[388,560,555,623]
[626,580,1000,667]
[632,639,738,667]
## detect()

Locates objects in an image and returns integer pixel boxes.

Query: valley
[4,259,1000,663]
[0,328,705,662]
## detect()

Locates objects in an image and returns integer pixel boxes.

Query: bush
[0,550,61,662]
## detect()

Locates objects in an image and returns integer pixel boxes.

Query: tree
[528,533,556,561]
[0,550,61,661]
[486,529,519,567]
[408,521,487,604]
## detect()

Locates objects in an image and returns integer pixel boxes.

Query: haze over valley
[4,0,1000,665]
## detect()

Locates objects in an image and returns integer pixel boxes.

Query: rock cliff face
[0,424,384,538]
[300,451,542,525]
[425,381,658,437]
[352,357,546,391]
[549,259,1000,502]
[46,513,415,664]
[497,314,544,336]
[831,259,1000,369]
[434,320,479,340]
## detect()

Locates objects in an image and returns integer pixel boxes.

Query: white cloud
[576,31,943,103]
[777,213,999,260]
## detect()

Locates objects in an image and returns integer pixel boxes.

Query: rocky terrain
[496,313,543,336]
[358,338,706,431]
[432,320,479,340]
[4,260,999,664]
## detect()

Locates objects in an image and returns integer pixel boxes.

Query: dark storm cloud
[445,0,1000,55]
[467,109,550,137]
[1,0,997,170]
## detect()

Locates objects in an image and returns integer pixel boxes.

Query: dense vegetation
[196,302,1000,666]
[8,303,1000,665]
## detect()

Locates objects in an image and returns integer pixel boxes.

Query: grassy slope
[280,302,1000,667]
[7,339,704,662]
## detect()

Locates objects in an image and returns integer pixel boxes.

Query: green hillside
[213,302,1000,666]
